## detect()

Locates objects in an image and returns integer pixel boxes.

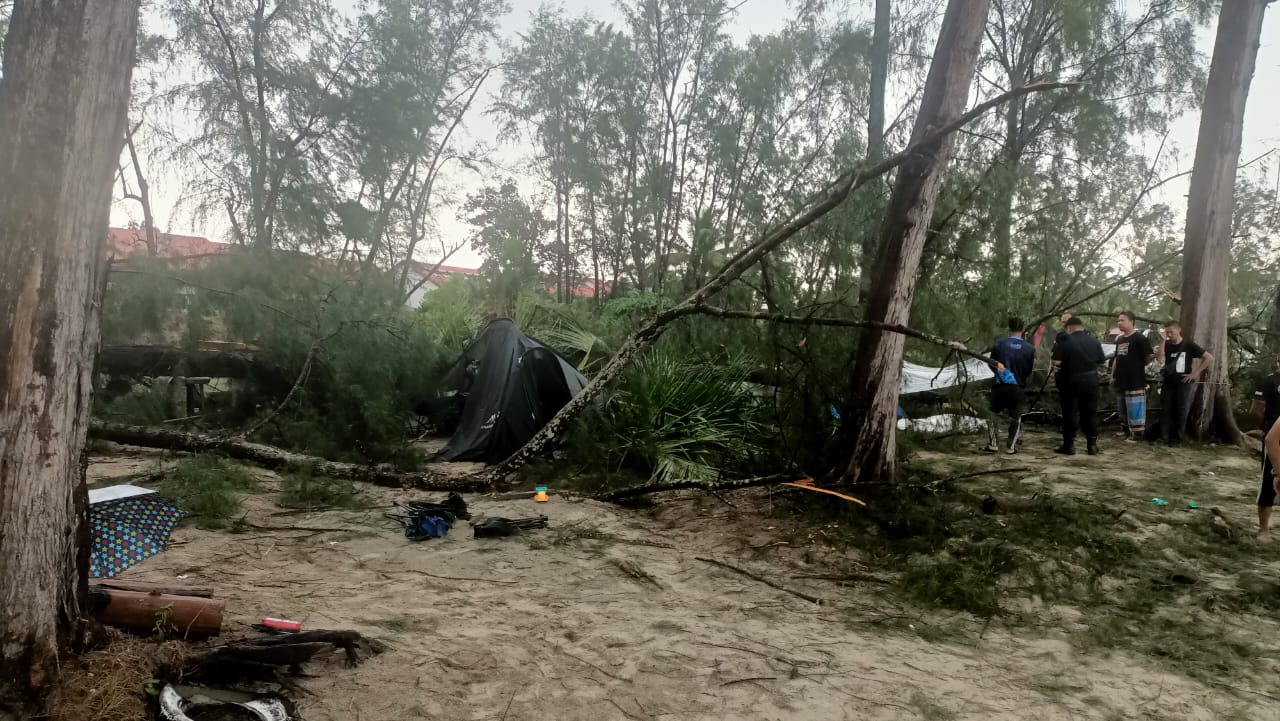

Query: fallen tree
[91,422,489,493]
[480,78,1081,486]
[98,344,265,379]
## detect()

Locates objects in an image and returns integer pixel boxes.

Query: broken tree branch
[596,474,799,503]
[695,556,826,605]
[692,306,997,366]
[90,421,489,493]
[483,80,1082,484]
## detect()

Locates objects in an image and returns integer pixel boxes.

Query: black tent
[437,318,588,462]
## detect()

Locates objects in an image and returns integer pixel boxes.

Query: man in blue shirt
[985,318,1037,454]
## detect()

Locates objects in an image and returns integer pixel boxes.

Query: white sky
[111,1,1280,271]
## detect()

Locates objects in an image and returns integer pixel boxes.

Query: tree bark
[90,422,489,493]
[857,0,891,305]
[0,0,140,712]
[842,0,991,486]
[1179,0,1269,443]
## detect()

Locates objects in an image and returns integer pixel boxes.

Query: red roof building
[106,227,231,260]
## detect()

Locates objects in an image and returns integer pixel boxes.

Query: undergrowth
[158,455,258,529]
[780,459,1280,685]
[277,464,364,509]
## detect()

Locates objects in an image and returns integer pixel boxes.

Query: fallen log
[91,421,491,493]
[98,344,264,379]
[88,586,224,638]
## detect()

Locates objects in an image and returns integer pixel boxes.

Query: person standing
[1109,311,1155,441]
[1052,316,1106,455]
[984,318,1037,454]
[1156,321,1214,446]
[1251,357,1280,541]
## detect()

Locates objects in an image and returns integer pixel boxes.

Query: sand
[87,431,1271,721]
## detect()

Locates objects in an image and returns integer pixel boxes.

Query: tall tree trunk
[857,0,891,306]
[842,0,991,485]
[0,0,139,714]
[1179,0,1269,443]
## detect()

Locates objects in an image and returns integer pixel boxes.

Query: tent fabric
[89,490,184,578]
[900,359,993,395]
[438,319,588,462]
[900,342,1118,396]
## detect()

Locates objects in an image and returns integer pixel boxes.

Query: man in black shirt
[1157,321,1214,446]
[1251,357,1280,541]
[1109,311,1154,441]
[984,317,1037,454]
[1052,316,1106,455]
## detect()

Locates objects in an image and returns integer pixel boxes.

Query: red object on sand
[260,617,302,631]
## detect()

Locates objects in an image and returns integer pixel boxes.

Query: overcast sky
[111,1,1280,270]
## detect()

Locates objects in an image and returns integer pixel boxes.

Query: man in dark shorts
[1251,357,1280,542]
[1109,311,1154,440]
[1052,316,1106,455]
[984,318,1036,454]
[1156,321,1214,446]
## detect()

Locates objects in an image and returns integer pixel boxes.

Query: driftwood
[88,586,224,638]
[89,579,214,598]
[91,421,491,492]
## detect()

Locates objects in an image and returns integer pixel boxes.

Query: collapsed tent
[900,358,993,395]
[437,318,588,462]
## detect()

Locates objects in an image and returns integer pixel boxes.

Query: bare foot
[983,445,999,453]
[1258,529,1273,544]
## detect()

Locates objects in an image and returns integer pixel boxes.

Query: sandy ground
[88,432,1275,721]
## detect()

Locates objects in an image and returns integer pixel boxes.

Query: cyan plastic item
[1188,501,1199,509]
[1151,498,1169,506]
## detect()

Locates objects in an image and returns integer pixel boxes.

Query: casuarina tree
[841,0,992,485]
[1178,0,1271,442]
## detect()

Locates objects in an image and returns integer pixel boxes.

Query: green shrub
[579,353,767,483]
[159,455,258,529]
[278,464,363,509]
[97,382,172,425]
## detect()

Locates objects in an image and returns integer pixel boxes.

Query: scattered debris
[472,515,550,538]
[695,557,826,605]
[609,558,663,589]
[89,484,184,577]
[385,492,471,540]
[159,684,293,721]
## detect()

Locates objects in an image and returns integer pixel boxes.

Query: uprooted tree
[1178,0,1271,443]
[0,0,140,715]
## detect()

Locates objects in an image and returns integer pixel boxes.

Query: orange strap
[781,480,867,507]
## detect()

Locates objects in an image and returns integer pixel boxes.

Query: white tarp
[900,341,1117,396]
[900,358,993,395]
[89,484,157,505]
[896,414,986,434]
